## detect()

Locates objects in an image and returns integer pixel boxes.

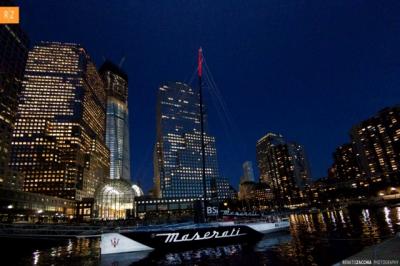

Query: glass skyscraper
[153,82,222,199]
[99,61,131,181]
[0,3,29,189]
[10,42,110,200]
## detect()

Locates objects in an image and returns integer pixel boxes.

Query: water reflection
[32,250,40,265]
[384,207,393,232]
[398,207,400,223]
[160,245,242,265]
[254,232,291,251]
[4,206,400,265]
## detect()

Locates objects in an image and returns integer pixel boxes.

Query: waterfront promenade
[335,233,400,266]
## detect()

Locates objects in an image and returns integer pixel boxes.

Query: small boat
[100,218,290,255]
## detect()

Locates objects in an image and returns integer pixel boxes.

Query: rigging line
[202,67,242,168]
[202,59,244,153]
[192,51,232,141]
[203,64,230,122]
[203,92,237,158]
[201,67,229,129]
[202,85,243,167]
[203,59,248,155]
[185,64,198,86]
[196,59,239,176]
[205,65,238,139]
[202,73,234,143]
[202,57,232,121]
[203,61,239,143]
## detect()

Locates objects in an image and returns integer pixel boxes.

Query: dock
[334,233,400,266]
[0,223,116,239]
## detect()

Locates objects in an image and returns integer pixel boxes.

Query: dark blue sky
[18,0,400,192]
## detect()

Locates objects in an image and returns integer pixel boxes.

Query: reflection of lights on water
[290,214,295,222]
[397,207,400,222]
[255,234,292,252]
[383,207,392,230]
[164,245,242,263]
[50,247,57,257]
[339,210,346,225]
[67,239,73,254]
[33,250,40,265]
[330,211,336,226]
[316,212,327,232]
[320,212,325,225]
[362,209,370,223]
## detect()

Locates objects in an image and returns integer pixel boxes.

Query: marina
[1,206,399,265]
[1,1,400,265]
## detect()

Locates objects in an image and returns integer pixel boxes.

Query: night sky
[17,0,400,192]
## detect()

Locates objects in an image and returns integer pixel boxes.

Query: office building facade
[330,143,363,182]
[153,82,225,199]
[99,61,131,181]
[256,133,311,206]
[0,11,29,189]
[10,42,109,200]
[350,106,400,184]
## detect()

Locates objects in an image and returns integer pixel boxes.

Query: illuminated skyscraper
[153,82,222,199]
[350,106,400,183]
[256,133,311,206]
[0,4,29,189]
[99,61,131,181]
[10,42,109,200]
[329,143,363,181]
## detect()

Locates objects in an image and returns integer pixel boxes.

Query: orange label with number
[0,7,19,24]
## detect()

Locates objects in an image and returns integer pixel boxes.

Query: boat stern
[246,220,290,234]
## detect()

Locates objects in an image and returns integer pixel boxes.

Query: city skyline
[16,0,400,192]
[1,3,400,265]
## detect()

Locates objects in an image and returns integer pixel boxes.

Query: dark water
[2,206,400,266]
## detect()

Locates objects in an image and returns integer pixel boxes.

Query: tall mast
[198,47,207,221]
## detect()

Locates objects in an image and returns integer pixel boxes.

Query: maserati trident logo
[110,237,120,248]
